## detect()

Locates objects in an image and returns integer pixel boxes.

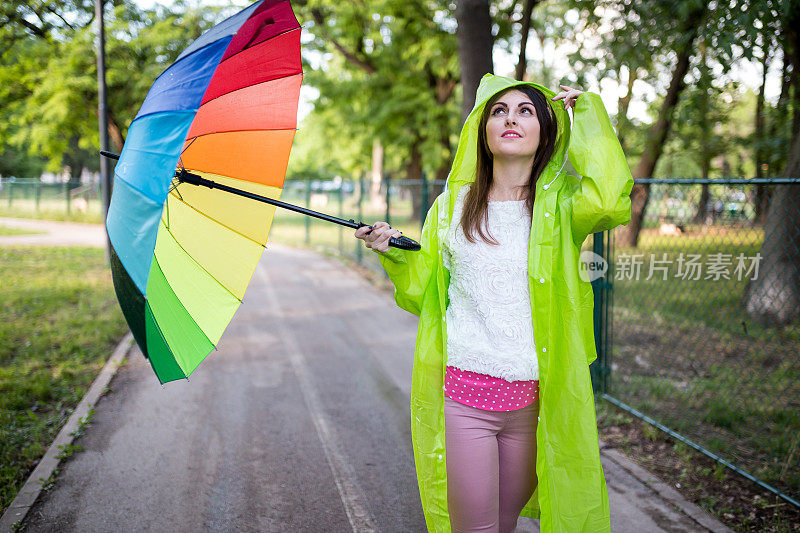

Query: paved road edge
[0,332,135,533]
[599,440,734,533]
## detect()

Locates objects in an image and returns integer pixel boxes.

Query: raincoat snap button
[544,212,550,218]
[438,454,443,460]
[542,347,547,352]
[543,184,550,190]
[539,278,545,283]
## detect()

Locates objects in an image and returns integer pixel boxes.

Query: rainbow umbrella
[107,0,419,384]
[106,0,305,383]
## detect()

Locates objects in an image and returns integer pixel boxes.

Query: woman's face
[485,89,541,161]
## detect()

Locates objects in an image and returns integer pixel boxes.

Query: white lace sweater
[442,186,539,382]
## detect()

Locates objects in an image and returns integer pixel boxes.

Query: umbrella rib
[161,221,244,305]
[169,187,269,249]
[179,138,199,158]
[182,126,299,148]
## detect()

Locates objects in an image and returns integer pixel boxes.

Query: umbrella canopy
[106,0,301,383]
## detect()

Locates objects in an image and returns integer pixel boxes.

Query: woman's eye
[493,107,505,115]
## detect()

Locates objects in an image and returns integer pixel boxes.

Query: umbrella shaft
[178,171,363,230]
[99,150,420,251]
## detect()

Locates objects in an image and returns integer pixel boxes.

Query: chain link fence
[0,178,103,222]
[602,177,800,507]
[268,173,445,271]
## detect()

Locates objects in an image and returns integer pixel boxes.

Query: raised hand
[551,84,584,109]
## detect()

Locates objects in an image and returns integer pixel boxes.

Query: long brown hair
[460,85,558,244]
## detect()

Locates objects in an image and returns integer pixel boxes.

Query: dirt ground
[596,402,800,532]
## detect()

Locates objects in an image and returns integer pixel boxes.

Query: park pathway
[0,217,105,247]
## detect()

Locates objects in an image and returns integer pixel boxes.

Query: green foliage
[292,0,461,180]
[0,1,227,177]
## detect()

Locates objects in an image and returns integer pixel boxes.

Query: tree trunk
[694,132,710,224]
[455,0,494,123]
[617,4,707,247]
[695,183,710,223]
[743,5,800,327]
[754,26,771,224]
[107,110,125,154]
[430,127,451,201]
[617,65,637,152]
[742,134,800,327]
[369,138,385,211]
[407,137,425,221]
[514,0,539,81]
[64,137,86,189]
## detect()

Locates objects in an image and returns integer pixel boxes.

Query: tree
[0,1,225,183]
[668,42,739,223]
[295,0,460,220]
[617,0,711,247]
[455,0,493,122]
[742,1,800,327]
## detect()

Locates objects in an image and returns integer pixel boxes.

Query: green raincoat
[377,73,633,532]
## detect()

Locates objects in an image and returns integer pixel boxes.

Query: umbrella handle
[390,235,422,251]
[357,223,421,251]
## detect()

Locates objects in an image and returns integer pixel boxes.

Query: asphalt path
[24,245,425,532]
[21,242,729,533]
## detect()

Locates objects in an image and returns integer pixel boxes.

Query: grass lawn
[0,246,127,514]
[607,225,800,503]
[0,200,104,224]
[0,226,43,237]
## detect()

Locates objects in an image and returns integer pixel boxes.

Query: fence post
[384,172,391,226]
[338,180,344,253]
[35,181,41,213]
[590,230,609,394]
[304,175,311,246]
[64,182,71,216]
[7,182,12,208]
[356,172,364,264]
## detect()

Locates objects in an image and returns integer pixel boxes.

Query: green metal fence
[600,177,800,509]
[0,178,103,221]
[268,172,445,271]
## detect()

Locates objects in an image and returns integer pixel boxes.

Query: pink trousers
[444,395,540,533]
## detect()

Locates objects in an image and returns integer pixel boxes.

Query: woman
[355,73,633,532]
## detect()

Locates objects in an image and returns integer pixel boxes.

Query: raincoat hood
[447,73,571,188]
[377,72,633,532]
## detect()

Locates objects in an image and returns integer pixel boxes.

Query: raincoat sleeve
[372,194,442,316]
[567,91,634,246]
